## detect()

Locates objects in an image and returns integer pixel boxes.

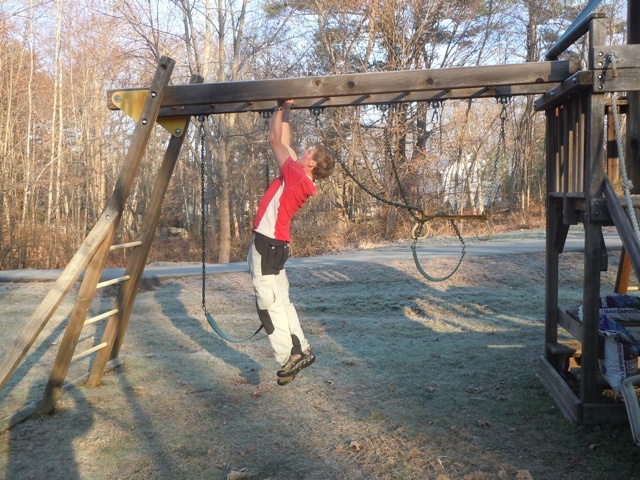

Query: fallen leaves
[514,470,533,480]
[226,467,254,479]
[332,440,366,455]
[349,440,363,452]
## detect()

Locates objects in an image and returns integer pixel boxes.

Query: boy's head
[311,145,335,180]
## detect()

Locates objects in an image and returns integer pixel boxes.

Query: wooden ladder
[0,58,203,430]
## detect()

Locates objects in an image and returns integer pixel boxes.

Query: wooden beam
[614,246,632,294]
[108,60,578,116]
[539,356,582,423]
[581,14,607,403]
[155,84,560,116]
[534,71,593,111]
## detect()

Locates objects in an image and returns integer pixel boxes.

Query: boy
[248,99,335,386]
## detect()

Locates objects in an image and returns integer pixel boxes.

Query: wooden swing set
[3,0,640,441]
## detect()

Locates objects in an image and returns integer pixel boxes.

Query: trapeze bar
[420,213,490,222]
[108,60,578,117]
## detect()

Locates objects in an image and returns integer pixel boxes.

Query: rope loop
[475,219,492,241]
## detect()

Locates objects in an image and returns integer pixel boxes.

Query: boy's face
[298,147,318,174]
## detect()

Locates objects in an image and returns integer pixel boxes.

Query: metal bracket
[590,197,611,222]
[111,90,188,137]
[592,45,640,93]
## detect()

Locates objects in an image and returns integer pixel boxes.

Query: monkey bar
[108,60,576,124]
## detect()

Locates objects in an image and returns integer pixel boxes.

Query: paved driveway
[0,229,623,283]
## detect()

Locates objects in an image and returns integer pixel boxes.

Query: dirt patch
[1,244,640,479]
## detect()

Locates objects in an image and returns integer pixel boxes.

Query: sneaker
[277,373,296,386]
[277,348,315,378]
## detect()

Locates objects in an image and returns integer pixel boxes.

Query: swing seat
[621,374,640,446]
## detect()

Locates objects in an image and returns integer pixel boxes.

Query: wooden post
[86,74,205,387]
[580,17,607,407]
[545,108,561,358]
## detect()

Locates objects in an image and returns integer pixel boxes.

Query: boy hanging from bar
[248,99,335,386]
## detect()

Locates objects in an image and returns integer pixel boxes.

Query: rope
[198,116,262,343]
[608,53,640,246]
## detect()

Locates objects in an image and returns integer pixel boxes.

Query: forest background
[0,0,630,270]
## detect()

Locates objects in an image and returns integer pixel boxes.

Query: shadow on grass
[3,252,640,479]
[152,280,263,386]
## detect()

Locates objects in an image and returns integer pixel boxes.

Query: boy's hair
[312,145,335,180]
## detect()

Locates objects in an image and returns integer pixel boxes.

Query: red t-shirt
[253,158,316,242]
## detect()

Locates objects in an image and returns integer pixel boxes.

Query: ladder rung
[96,275,130,289]
[110,241,142,251]
[84,309,118,326]
[71,342,108,362]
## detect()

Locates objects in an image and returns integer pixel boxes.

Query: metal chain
[312,106,469,281]
[310,107,324,128]
[261,111,272,190]
[431,100,444,154]
[430,100,442,124]
[497,97,510,169]
[261,110,272,134]
[314,107,426,218]
[488,96,510,206]
[199,116,208,314]
[197,115,264,342]
[385,110,419,222]
[315,108,466,248]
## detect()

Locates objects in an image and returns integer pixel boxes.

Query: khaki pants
[248,238,309,366]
